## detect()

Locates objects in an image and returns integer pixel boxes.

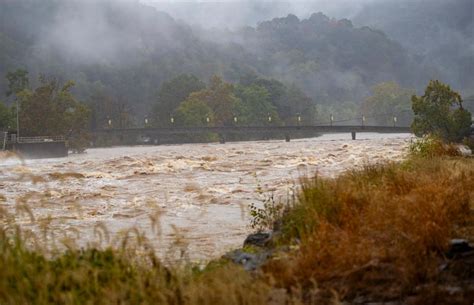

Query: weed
[249,194,285,232]
[409,135,460,158]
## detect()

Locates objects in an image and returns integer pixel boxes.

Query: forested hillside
[229,12,425,105]
[0,0,247,118]
[0,0,462,127]
[353,0,474,94]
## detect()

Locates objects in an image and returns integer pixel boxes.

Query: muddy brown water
[0,133,412,262]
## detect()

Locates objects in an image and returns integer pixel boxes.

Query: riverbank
[1,151,473,304]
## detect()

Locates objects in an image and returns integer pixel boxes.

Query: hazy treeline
[0,0,472,130]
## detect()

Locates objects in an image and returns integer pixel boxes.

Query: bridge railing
[8,135,66,144]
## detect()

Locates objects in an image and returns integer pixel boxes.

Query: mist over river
[0,133,411,261]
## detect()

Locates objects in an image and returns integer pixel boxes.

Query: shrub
[409,135,460,158]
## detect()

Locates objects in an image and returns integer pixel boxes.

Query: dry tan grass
[262,157,474,303]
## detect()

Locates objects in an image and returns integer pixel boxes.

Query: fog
[1,0,472,119]
[31,0,370,63]
[36,0,379,64]
[35,0,189,65]
[143,0,379,29]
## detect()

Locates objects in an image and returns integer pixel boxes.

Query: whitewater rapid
[0,133,411,261]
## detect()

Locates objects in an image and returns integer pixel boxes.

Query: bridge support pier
[351,131,356,140]
[219,134,226,144]
[285,134,290,142]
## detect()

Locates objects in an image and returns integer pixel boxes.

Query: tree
[18,76,91,151]
[175,98,214,127]
[5,69,30,135]
[250,78,288,118]
[152,74,205,127]
[239,76,315,124]
[234,84,279,125]
[284,84,316,124]
[205,76,242,126]
[362,81,415,126]
[86,83,134,130]
[0,101,14,130]
[180,76,241,126]
[5,69,29,97]
[411,80,472,142]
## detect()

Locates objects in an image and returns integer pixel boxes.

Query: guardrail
[93,125,412,135]
[8,135,66,144]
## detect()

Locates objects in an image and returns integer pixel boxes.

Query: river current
[0,133,411,261]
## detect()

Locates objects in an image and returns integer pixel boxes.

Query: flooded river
[0,133,411,261]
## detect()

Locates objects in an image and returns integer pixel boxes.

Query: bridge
[1,134,68,158]
[92,125,411,145]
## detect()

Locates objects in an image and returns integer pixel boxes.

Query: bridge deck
[94,125,411,135]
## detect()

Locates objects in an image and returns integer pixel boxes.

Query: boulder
[446,239,474,258]
[454,144,472,156]
[223,249,272,271]
[243,232,272,247]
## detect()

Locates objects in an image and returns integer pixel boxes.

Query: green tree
[86,84,134,130]
[205,76,242,126]
[234,84,279,125]
[411,80,472,142]
[5,69,30,134]
[175,98,214,127]
[152,74,205,127]
[0,101,14,130]
[285,84,316,124]
[182,76,241,126]
[240,76,315,124]
[66,101,91,153]
[241,77,288,119]
[5,69,29,97]
[18,76,91,151]
[362,81,415,126]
